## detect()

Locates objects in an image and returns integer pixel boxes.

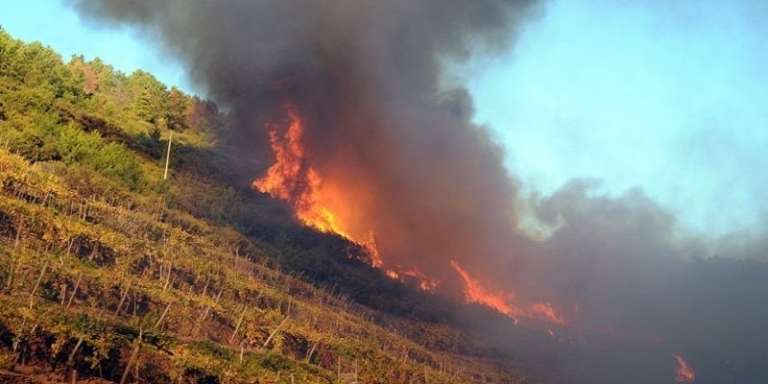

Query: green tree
[127,70,168,126]
[55,123,100,164]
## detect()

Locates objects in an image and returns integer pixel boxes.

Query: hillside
[0,29,534,383]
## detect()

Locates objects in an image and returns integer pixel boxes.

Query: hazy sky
[3,0,766,235]
[469,0,768,235]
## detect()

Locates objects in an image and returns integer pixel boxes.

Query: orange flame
[450,260,565,325]
[673,354,695,383]
[253,105,437,290]
[385,268,440,291]
[252,105,346,235]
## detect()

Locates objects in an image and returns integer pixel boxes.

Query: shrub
[55,124,144,190]
[0,113,61,162]
[89,142,143,190]
[55,123,100,164]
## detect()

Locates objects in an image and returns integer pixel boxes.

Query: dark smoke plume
[68,1,768,383]
[68,0,541,289]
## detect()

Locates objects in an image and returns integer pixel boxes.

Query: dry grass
[0,148,531,384]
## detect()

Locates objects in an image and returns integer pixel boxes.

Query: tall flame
[254,106,566,314]
[673,354,695,383]
[450,260,565,325]
[252,105,347,235]
[253,105,438,290]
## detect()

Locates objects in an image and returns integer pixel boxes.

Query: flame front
[254,106,566,315]
[450,260,565,325]
[673,354,695,383]
[252,105,347,235]
[252,105,437,290]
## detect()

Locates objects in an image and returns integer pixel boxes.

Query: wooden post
[154,302,172,330]
[5,217,24,291]
[114,280,132,316]
[66,336,85,367]
[305,340,319,363]
[229,306,248,344]
[119,328,142,384]
[200,275,210,297]
[191,286,221,336]
[66,274,81,309]
[28,261,49,309]
[163,131,173,180]
[13,217,23,251]
[162,262,174,291]
[60,284,67,305]
[262,316,289,350]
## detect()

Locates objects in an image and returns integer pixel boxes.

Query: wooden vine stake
[163,131,173,180]
[28,261,50,309]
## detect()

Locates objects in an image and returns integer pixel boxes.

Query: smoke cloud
[69,0,541,290]
[515,182,768,383]
[69,1,768,383]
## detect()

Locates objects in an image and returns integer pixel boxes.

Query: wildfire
[253,104,438,291]
[252,105,347,235]
[673,354,695,383]
[384,268,440,291]
[450,260,565,325]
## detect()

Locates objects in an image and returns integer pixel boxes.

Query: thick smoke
[69,1,768,383]
[514,182,768,383]
[68,0,541,291]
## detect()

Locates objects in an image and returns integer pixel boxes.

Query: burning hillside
[450,260,564,325]
[250,103,566,322]
[71,0,565,325]
[251,103,440,290]
[251,104,353,239]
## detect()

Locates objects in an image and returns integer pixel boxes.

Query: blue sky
[2,0,766,235]
[469,0,768,235]
[0,1,190,91]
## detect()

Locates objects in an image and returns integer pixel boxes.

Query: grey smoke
[69,0,543,292]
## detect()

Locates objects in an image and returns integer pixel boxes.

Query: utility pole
[163,131,173,180]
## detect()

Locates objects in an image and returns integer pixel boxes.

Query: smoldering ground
[68,1,768,382]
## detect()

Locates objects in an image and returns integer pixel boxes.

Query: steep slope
[0,29,534,383]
